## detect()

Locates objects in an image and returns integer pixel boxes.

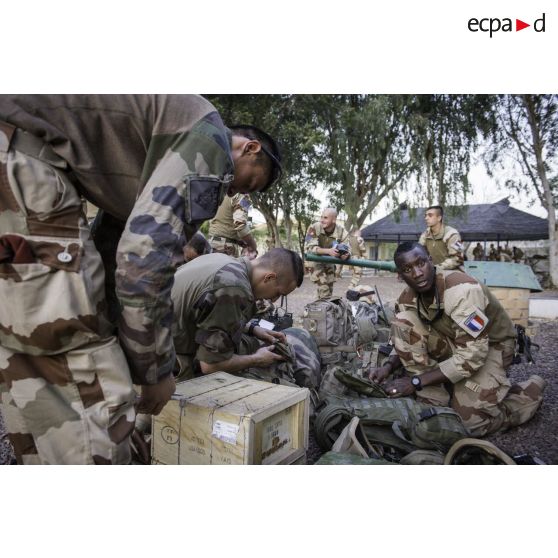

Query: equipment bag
[302,296,356,352]
[314,396,469,460]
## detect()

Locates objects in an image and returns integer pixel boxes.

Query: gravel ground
[1,270,556,465]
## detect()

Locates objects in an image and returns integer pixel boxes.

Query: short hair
[393,241,428,264]
[229,124,282,191]
[322,207,338,218]
[426,205,444,218]
[259,248,304,287]
[186,233,212,257]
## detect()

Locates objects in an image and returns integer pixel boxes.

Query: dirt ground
[1,269,556,465]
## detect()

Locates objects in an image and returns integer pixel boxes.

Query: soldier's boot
[501,374,546,428]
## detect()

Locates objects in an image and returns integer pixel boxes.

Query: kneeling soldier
[369,241,545,437]
[170,248,320,389]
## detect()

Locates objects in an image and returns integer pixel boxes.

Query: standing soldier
[419,205,464,270]
[208,193,259,259]
[348,229,367,288]
[305,208,351,299]
[488,244,499,261]
[0,95,282,464]
[472,242,485,261]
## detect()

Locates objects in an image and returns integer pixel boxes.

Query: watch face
[412,377,421,387]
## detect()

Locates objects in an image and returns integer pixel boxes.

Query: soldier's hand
[340,252,351,261]
[242,247,258,260]
[384,377,415,398]
[253,346,285,367]
[368,364,391,384]
[328,248,341,258]
[254,326,286,344]
[136,374,176,416]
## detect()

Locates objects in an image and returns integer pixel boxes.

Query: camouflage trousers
[349,260,363,288]
[0,123,136,464]
[310,262,336,299]
[208,236,240,257]
[391,310,545,437]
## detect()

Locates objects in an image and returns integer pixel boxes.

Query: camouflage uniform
[472,244,485,261]
[171,254,320,389]
[419,224,464,270]
[208,193,252,257]
[391,270,545,437]
[0,95,234,463]
[348,234,366,288]
[305,222,350,299]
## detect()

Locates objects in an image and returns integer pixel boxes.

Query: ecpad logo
[468,13,546,37]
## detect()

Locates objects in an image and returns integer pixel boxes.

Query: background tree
[486,94,558,285]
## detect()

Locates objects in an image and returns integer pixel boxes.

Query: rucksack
[302,297,357,358]
[314,396,470,462]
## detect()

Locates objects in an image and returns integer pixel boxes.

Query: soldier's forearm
[417,367,447,387]
[199,353,259,374]
[239,233,257,252]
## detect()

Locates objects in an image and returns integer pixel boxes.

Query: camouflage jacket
[393,270,516,384]
[0,95,234,385]
[208,193,252,240]
[304,222,350,253]
[419,224,464,270]
[349,234,366,258]
[171,253,256,364]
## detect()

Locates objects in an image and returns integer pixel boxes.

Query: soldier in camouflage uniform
[305,208,351,299]
[348,230,366,288]
[472,242,485,261]
[370,242,545,437]
[208,193,258,258]
[170,248,320,388]
[419,205,464,270]
[0,95,282,464]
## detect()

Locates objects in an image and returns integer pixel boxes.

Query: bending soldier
[369,242,545,437]
[419,205,464,270]
[305,208,350,299]
[0,95,282,464]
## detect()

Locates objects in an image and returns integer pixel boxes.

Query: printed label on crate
[212,420,240,445]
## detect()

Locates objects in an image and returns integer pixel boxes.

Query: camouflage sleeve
[418,231,427,246]
[193,287,249,364]
[304,224,320,254]
[339,226,350,244]
[232,194,251,238]
[437,282,490,383]
[115,112,233,385]
[357,236,366,257]
[437,231,464,270]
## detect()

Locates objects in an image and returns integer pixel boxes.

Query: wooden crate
[152,372,309,465]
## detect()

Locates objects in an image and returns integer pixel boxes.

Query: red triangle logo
[516,19,530,31]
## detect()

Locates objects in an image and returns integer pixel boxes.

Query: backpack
[302,297,357,359]
[314,396,470,462]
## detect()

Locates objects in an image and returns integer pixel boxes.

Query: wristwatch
[411,376,423,391]
[247,319,259,336]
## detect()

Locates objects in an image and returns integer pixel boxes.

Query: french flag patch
[464,312,485,332]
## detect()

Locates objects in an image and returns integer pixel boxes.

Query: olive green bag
[314,396,470,461]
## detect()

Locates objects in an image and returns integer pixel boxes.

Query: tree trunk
[283,208,294,249]
[523,95,558,287]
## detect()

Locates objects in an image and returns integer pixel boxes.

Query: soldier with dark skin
[472,242,485,261]
[369,242,545,437]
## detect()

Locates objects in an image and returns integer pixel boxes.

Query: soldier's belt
[209,235,241,246]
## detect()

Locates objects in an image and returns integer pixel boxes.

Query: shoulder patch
[239,197,251,210]
[450,240,463,252]
[457,308,489,338]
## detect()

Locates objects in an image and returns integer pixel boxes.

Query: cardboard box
[152,372,309,465]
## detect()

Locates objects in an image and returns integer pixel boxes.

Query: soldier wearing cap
[0,95,282,464]
[419,205,464,270]
[208,193,259,259]
[369,241,545,437]
[305,208,351,299]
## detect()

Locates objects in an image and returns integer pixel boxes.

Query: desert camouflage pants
[391,310,544,437]
[208,236,240,257]
[310,262,336,299]
[0,123,136,464]
[349,259,363,288]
